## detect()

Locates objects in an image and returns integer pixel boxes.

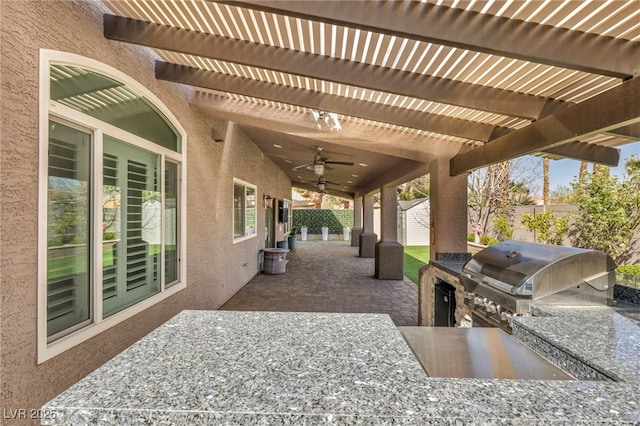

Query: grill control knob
[501,311,510,322]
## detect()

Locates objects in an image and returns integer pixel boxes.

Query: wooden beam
[356,160,431,198]
[162,62,622,166]
[450,77,640,175]
[156,62,508,143]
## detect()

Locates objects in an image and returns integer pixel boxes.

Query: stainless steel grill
[460,241,616,329]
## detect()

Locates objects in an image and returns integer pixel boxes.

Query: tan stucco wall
[429,158,468,259]
[0,0,291,417]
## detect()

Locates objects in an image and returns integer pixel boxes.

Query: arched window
[38,51,186,362]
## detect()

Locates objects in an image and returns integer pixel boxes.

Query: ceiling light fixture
[310,109,341,131]
[317,176,327,191]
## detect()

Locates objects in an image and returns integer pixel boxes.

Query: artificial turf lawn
[403,245,430,284]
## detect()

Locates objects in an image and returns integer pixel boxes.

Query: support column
[351,197,363,247]
[428,158,468,260]
[375,186,404,280]
[359,194,377,258]
[418,159,468,325]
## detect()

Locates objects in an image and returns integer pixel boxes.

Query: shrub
[570,157,640,263]
[617,265,640,277]
[70,236,88,245]
[479,235,499,246]
[617,265,640,289]
[521,210,568,245]
[492,216,514,241]
[292,209,353,234]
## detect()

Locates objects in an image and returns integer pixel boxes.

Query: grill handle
[583,271,614,291]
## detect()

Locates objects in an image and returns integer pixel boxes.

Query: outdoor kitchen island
[43,309,640,424]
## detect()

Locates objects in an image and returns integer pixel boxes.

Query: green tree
[468,157,539,242]
[292,188,351,209]
[549,184,576,204]
[521,210,569,245]
[569,156,640,263]
[492,216,514,241]
[509,181,534,205]
[398,175,430,201]
[48,179,89,246]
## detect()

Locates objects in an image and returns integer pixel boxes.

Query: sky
[547,141,640,192]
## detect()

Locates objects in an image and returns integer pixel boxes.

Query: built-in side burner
[399,327,574,380]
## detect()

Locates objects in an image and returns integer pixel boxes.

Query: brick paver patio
[220,240,418,326]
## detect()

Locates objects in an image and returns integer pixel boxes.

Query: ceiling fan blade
[264,152,290,159]
[325,161,354,166]
[292,163,312,171]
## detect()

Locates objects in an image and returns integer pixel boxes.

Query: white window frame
[232,178,258,243]
[37,50,188,363]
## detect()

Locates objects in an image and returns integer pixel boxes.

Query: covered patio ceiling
[100,0,640,199]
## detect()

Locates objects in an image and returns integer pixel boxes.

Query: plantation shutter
[102,153,118,303]
[126,159,150,291]
[103,137,160,317]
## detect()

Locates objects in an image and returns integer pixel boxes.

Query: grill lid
[462,240,616,297]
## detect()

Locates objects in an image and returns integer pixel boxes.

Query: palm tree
[579,161,588,182]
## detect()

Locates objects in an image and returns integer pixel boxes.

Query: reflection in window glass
[233,181,257,239]
[47,121,92,337]
[102,136,161,317]
[246,186,256,235]
[234,183,245,239]
[50,64,181,152]
[165,161,179,285]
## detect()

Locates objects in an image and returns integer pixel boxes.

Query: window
[280,199,293,234]
[233,179,257,241]
[39,51,186,362]
[47,122,92,336]
[101,136,162,318]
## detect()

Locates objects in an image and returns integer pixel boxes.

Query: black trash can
[262,248,289,274]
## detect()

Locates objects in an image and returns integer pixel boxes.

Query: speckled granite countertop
[43,309,640,424]
[428,259,467,280]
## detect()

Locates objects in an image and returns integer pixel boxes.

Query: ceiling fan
[313,176,340,192]
[292,146,354,176]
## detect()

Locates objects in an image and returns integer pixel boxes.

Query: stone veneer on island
[43,309,640,424]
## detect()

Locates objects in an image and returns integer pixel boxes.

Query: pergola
[100,0,639,201]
